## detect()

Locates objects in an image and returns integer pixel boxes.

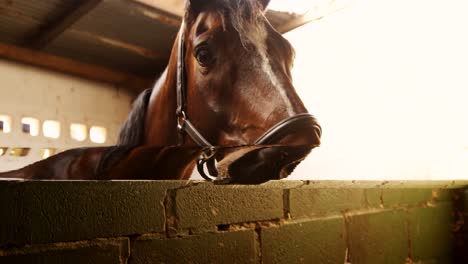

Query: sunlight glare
[70,123,87,142]
[90,126,107,144]
[21,117,40,136]
[285,0,468,180]
[0,115,11,133]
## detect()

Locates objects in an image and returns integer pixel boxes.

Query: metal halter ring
[176,110,186,130]
[197,146,218,181]
[200,146,217,161]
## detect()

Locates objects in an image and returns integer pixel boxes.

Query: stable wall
[0,180,467,263]
[0,59,134,171]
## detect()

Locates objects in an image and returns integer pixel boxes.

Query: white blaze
[257,22,296,116]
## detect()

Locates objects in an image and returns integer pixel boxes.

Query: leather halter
[175,20,321,181]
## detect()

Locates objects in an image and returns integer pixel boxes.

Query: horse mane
[117,87,152,146]
[95,88,152,176]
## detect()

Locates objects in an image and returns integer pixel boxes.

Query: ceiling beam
[131,0,184,17]
[68,29,166,60]
[0,42,153,93]
[29,0,103,49]
[129,0,182,27]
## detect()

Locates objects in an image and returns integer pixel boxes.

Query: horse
[0,0,321,184]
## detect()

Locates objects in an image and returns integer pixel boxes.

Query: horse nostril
[295,124,321,147]
[310,127,321,146]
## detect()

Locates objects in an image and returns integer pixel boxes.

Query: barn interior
[0,0,467,263]
[0,0,315,93]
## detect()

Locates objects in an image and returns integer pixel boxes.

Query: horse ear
[259,0,270,10]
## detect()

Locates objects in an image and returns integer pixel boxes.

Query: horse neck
[144,58,179,146]
[143,53,197,179]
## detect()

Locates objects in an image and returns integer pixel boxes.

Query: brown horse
[0,0,321,183]
[0,145,314,184]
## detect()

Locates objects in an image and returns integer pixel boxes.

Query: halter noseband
[176,20,321,181]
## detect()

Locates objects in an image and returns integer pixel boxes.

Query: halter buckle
[201,146,217,161]
[197,146,218,181]
[176,110,186,131]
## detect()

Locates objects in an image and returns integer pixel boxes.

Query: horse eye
[195,47,215,67]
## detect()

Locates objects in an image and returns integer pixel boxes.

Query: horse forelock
[219,0,264,45]
[219,1,298,116]
[186,0,265,47]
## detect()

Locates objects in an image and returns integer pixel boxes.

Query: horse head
[182,0,320,147]
[124,0,321,182]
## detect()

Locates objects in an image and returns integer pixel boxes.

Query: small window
[0,115,12,133]
[22,123,30,133]
[43,120,61,139]
[10,148,31,157]
[70,123,87,141]
[21,117,39,136]
[90,126,107,144]
[0,147,7,156]
[40,148,57,159]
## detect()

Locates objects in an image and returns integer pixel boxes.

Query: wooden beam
[135,6,181,27]
[67,29,166,60]
[131,0,184,17]
[0,42,154,93]
[128,0,182,28]
[29,0,103,49]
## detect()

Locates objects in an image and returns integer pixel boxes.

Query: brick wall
[0,180,467,263]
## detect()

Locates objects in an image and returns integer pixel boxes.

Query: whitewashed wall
[0,59,134,172]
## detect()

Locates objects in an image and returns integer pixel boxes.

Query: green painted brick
[0,181,183,246]
[131,230,257,264]
[347,209,407,264]
[366,189,454,208]
[285,180,468,189]
[0,238,128,264]
[409,203,454,260]
[411,259,439,264]
[290,188,366,218]
[432,189,452,202]
[261,180,306,189]
[410,256,453,264]
[174,183,283,229]
[381,189,433,207]
[261,217,346,264]
[463,189,468,213]
[365,189,383,208]
[367,188,432,207]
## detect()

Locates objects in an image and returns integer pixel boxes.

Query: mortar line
[121,236,132,264]
[405,208,413,262]
[254,225,263,264]
[162,189,169,236]
[342,211,352,264]
[0,237,130,256]
[283,189,291,219]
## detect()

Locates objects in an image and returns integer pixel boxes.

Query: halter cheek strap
[176,20,219,180]
[175,19,322,181]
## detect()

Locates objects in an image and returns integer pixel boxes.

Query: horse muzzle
[255,113,322,147]
[194,113,321,183]
[214,145,314,184]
